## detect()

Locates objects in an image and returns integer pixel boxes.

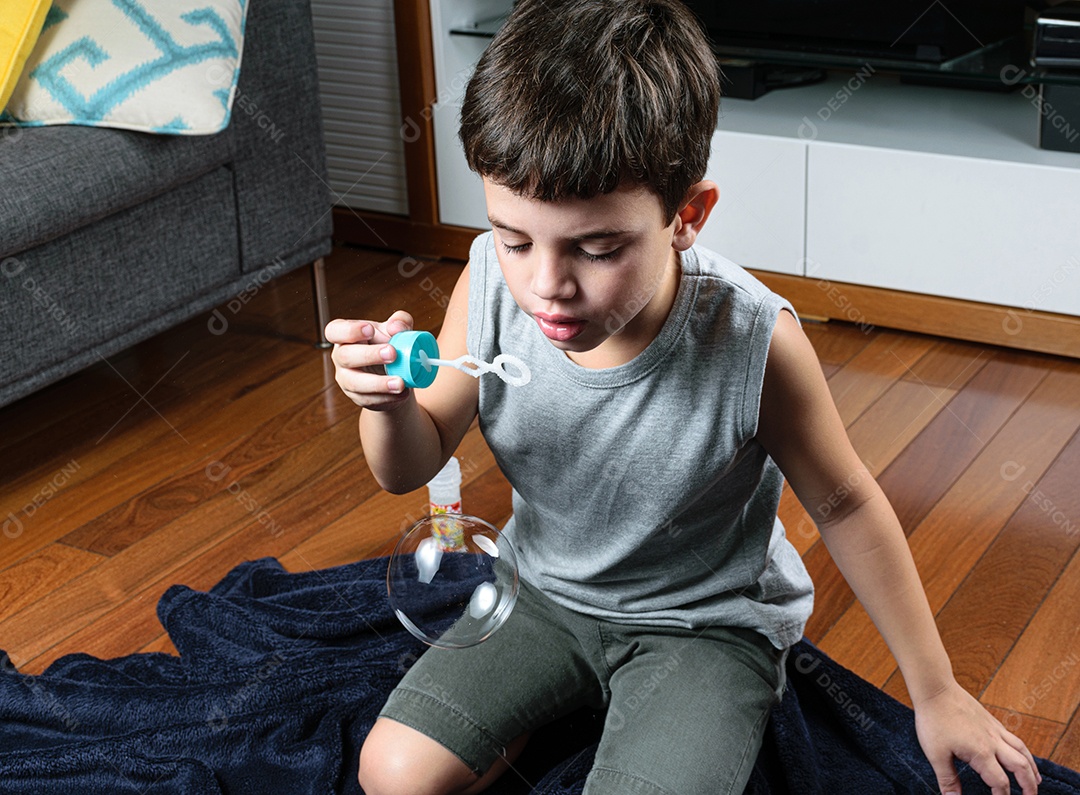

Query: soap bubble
[387,514,519,649]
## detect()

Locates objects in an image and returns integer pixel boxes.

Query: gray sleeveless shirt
[466,232,814,649]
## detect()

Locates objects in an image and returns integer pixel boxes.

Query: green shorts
[379,577,788,795]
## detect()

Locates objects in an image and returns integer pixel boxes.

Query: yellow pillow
[0,0,51,111]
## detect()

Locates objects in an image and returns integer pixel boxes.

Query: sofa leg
[310,258,332,349]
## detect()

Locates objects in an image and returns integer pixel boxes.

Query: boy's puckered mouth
[534,313,588,342]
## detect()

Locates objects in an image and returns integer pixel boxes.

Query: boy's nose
[530,253,577,301]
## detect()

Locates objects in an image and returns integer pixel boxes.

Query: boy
[327,1,1042,793]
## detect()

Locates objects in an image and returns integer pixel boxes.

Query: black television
[680,0,1029,65]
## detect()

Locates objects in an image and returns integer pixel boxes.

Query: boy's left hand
[914,679,1042,794]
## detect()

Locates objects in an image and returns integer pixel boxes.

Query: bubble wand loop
[387,331,532,389]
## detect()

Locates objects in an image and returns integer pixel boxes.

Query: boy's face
[483,179,686,364]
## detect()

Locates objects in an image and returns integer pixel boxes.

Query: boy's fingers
[1003,732,1041,786]
[324,312,414,345]
[332,340,397,371]
[928,755,960,795]
[966,751,1014,795]
[380,310,414,340]
[999,743,1040,795]
[336,369,407,402]
[324,318,374,344]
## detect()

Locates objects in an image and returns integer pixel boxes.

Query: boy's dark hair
[460,0,720,225]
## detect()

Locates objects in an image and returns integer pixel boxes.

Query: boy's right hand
[326,311,414,411]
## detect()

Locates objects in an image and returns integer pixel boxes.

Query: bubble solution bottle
[426,456,464,552]
[427,456,462,515]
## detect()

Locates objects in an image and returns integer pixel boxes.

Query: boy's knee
[358,718,477,795]
[356,737,401,795]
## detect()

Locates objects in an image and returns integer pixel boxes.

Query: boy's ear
[672,181,719,251]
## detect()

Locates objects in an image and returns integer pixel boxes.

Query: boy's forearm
[816,486,955,704]
[359,394,446,494]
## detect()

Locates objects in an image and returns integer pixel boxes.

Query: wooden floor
[1,244,1078,769]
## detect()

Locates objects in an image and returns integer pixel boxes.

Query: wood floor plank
[800,542,853,644]
[0,415,363,669]
[29,439,380,670]
[60,384,355,556]
[845,380,956,477]
[460,465,514,529]
[1,354,325,566]
[883,427,1080,706]
[876,350,1050,537]
[1054,709,1080,770]
[799,380,959,642]
[313,255,466,340]
[799,380,970,642]
[981,547,1080,723]
[0,544,105,617]
[205,248,430,341]
[279,489,429,574]
[779,485,819,556]
[818,364,1080,685]
[801,320,878,367]
[281,461,513,576]
[826,331,938,427]
[0,301,321,493]
[901,338,995,389]
[792,347,975,637]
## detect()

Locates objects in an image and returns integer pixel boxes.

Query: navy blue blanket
[0,556,1076,794]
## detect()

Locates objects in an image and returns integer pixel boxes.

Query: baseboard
[331,209,476,261]
[753,271,1080,360]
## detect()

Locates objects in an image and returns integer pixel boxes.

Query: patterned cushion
[0,0,248,135]
[0,0,51,110]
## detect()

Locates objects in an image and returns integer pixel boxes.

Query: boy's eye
[499,241,620,262]
[579,248,620,262]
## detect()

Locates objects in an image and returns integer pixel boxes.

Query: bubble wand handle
[421,351,531,387]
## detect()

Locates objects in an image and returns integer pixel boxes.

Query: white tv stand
[426,0,1080,352]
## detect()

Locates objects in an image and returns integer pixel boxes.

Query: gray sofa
[0,0,334,409]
